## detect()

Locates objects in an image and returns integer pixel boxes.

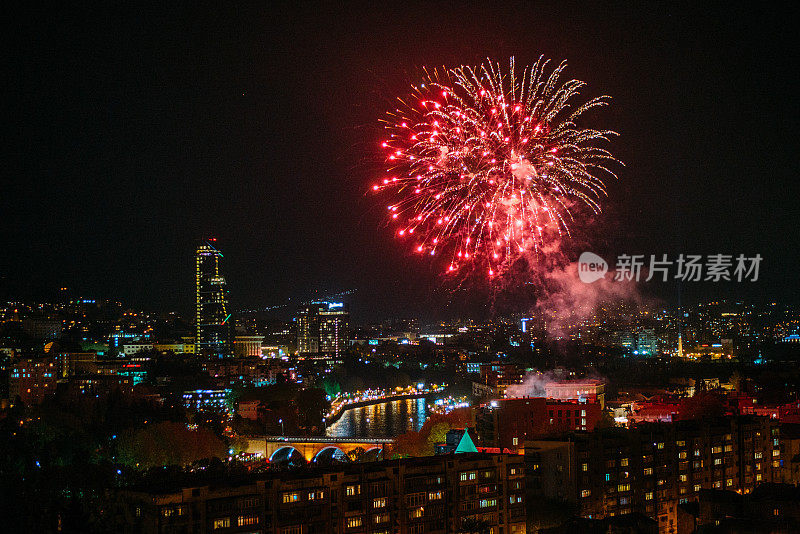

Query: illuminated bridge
[242,436,394,463]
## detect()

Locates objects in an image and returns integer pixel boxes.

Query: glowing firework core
[373,57,620,277]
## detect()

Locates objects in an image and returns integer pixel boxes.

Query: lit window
[238,515,258,527]
[581,489,591,498]
[346,516,363,528]
[282,492,300,503]
[212,518,230,529]
[373,497,387,508]
[346,485,361,496]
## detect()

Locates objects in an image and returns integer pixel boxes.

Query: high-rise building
[296,302,349,358]
[195,240,232,357]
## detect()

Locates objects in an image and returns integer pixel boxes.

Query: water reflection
[325,398,428,438]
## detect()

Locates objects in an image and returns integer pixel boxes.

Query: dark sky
[3,2,798,321]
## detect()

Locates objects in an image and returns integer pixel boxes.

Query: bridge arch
[312,446,349,464]
[269,446,305,464]
[360,446,384,462]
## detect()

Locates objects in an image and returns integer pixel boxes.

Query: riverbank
[324,392,429,426]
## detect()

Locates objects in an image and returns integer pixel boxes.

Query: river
[325,397,429,438]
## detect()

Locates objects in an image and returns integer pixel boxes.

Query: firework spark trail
[373,57,620,279]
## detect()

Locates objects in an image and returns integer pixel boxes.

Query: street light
[279,418,284,436]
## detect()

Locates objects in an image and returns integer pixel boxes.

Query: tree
[347,447,367,463]
[393,408,474,457]
[116,421,226,469]
[295,388,329,432]
[426,422,451,451]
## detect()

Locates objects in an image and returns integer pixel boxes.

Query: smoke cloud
[534,261,642,338]
[506,369,607,399]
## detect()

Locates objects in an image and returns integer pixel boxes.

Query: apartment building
[113,453,526,534]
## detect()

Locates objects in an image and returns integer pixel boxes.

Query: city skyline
[3,4,800,533]
[3,3,799,320]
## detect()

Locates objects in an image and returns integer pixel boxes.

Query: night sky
[4,3,798,321]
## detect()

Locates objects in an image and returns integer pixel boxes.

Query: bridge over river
[242,435,394,463]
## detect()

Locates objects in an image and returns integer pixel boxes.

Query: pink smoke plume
[534,261,642,337]
[506,369,607,399]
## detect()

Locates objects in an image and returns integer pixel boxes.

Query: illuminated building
[9,357,57,405]
[182,389,231,413]
[637,328,659,355]
[122,343,154,356]
[545,379,605,409]
[55,351,97,377]
[525,416,781,534]
[153,342,195,354]
[233,335,264,358]
[112,453,526,534]
[109,331,141,356]
[195,241,232,357]
[476,397,602,450]
[296,302,349,358]
[471,362,523,398]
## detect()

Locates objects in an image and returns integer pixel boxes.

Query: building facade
[471,363,523,399]
[296,302,349,358]
[112,453,526,534]
[196,242,232,357]
[476,397,603,451]
[9,357,58,404]
[525,415,782,534]
[233,336,265,358]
